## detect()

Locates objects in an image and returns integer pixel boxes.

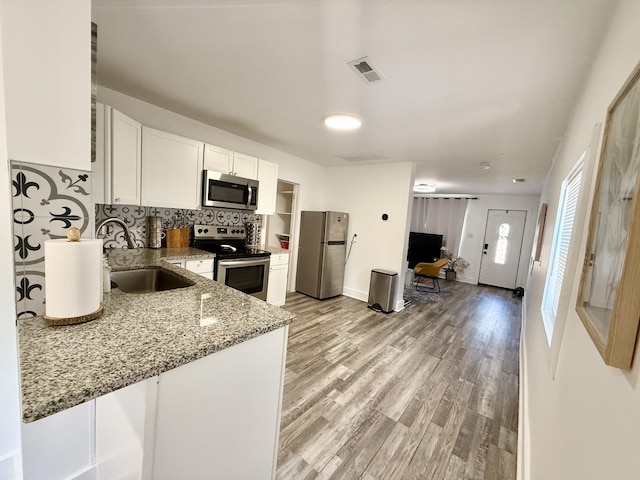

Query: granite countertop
[18,247,296,422]
[263,246,290,255]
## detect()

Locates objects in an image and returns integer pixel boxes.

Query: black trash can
[367,269,397,313]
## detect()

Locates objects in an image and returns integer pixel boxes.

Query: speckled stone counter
[263,246,290,255]
[18,248,296,422]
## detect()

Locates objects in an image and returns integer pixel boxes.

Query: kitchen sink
[110,266,195,294]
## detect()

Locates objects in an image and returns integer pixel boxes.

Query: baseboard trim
[342,287,368,303]
[0,451,21,480]
[517,294,530,480]
[456,275,477,285]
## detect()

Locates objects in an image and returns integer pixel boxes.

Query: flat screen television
[407,232,443,268]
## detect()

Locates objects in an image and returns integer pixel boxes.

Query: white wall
[1,2,94,478]
[97,86,326,292]
[1,0,90,170]
[325,162,415,310]
[458,194,539,287]
[0,8,22,478]
[522,1,640,479]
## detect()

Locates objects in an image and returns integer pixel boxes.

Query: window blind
[542,165,583,341]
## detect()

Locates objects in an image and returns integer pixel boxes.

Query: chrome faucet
[95,218,136,250]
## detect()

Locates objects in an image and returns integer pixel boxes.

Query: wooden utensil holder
[166,227,190,248]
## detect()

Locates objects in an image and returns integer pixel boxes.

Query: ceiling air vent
[337,151,390,162]
[348,57,384,84]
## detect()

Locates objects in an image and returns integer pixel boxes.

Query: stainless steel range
[192,224,271,300]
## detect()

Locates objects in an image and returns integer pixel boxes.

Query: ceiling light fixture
[480,162,491,170]
[414,183,437,193]
[324,114,362,130]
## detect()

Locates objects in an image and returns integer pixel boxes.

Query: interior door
[479,210,527,289]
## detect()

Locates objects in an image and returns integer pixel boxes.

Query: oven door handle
[218,257,270,268]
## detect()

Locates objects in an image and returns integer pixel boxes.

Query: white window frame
[541,157,584,345]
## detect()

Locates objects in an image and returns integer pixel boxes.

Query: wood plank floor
[276,280,521,480]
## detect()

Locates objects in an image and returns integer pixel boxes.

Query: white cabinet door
[256,159,278,215]
[185,258,214,280]
[203,144,234,174]
[141,127,204,210]
[267,253,289,306]
[21,402,95,480]
[96,380,149,480]
[267,264,288,306]
[111,109,142,206]
[203,145,258,179]
[148,327,288,480]
[233,152,259,179]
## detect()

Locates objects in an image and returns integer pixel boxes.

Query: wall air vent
[347,57,384,84]
[337,151,390,162]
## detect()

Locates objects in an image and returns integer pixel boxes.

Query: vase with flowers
[440,247,469,281]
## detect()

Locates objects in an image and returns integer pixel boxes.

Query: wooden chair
[413,258,449,293]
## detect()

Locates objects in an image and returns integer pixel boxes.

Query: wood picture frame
[533,203,547,262]
[576,61,640,369]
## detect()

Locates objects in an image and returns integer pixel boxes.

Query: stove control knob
[203,228,209,234]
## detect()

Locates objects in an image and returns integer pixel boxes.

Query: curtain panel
[410,197,468,255]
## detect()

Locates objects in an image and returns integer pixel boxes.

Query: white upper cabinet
[204,145,258,179]
[255,159,278,215]
[141,127,204,210]
[111,109,142,205]
[233,152,259,179]
[203,144,234,175]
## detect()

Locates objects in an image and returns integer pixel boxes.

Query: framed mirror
[533,203,547,263]
[576,61,640,370]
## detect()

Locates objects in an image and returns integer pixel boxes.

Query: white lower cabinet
[185,258,214,280]
[143,326,288,480]
[21,402,95,480]
[267,253,289,306]
[166,258,214,280]
[96,381,150,480]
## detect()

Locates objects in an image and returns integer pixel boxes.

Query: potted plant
[440,247,469,281]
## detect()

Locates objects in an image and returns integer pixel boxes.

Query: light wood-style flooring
[276,280,521,480]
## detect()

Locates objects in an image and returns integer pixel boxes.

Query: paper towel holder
[43,228,104,327]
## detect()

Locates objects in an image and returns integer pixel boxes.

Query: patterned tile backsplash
[10,159,262,319]
[11,161,93,319]
[95,204,261,249]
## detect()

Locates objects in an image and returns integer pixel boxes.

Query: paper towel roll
[45,238,103,319]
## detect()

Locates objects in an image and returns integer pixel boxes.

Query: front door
[479,210,526,289]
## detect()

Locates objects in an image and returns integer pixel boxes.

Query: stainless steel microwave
[202,171,258,210]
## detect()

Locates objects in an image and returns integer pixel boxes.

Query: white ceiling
[92,0,618,195]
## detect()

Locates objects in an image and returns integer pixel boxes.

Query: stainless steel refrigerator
[295,211,349,299]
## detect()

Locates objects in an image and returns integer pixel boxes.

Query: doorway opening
[265,179,299,290]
